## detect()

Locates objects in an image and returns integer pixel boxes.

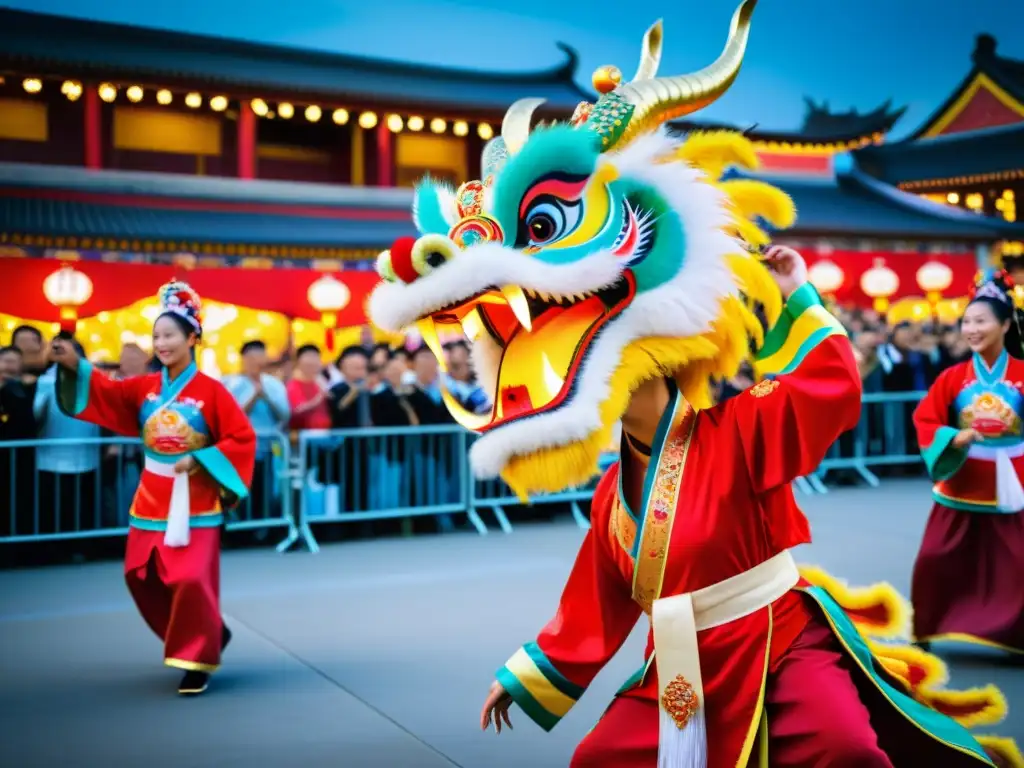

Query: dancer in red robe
[913,269,1024,656]
[52,281,255,696]
[367,2,1022,763]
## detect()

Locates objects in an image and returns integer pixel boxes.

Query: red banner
[1,257,382,325]
[0,250,979,323]
[799,249,977,306]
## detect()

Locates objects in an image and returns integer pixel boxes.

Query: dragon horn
[501,97,547,155]
[630,19,664,82]
[614,0,757,145]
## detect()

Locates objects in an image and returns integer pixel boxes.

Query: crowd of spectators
[0,307,973,540]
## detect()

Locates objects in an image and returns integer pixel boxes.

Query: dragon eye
[521,199,581,247]
[411,233,458,276]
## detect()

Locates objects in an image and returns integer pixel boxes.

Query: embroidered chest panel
[955,380,1024,441]
[140,394,210,455]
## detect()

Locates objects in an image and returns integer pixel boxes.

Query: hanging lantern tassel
[58,306,79,336]
[322,311,337,352]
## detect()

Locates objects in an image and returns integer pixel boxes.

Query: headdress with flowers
[157,280,203,336]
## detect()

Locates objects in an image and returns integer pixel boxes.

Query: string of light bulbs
[16,77,495,138]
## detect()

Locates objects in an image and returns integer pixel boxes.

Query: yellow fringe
[977,736,1024,768]
[715,179,797,230]
[919,685,1008,729]
[724,219,771,248]
[802,567,1014,733]
[864,639,948,689]
[799,566,911,640]
[673,129,761,181]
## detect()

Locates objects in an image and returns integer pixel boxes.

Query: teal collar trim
[973,350,1008,386]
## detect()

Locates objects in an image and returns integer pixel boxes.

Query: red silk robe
[496,285,998,767]
[57,359,255,671]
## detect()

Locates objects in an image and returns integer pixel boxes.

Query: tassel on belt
[653,550,800,768]
[144,456,192,548]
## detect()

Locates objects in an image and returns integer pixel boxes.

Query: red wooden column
[375,122,393,187]
[237,101,256,179]
[84,86,102,170]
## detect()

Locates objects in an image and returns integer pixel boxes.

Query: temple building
[1,7,1023,365]
[1,7,1020,264]
[852,34,1023,225]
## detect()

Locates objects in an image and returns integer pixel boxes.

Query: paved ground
[0,479,1020,768]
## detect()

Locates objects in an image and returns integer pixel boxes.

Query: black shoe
[222,624,232,652]
[178,670,209,696]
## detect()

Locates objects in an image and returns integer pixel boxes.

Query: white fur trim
[368,244,625,332]
[468,130,740,479]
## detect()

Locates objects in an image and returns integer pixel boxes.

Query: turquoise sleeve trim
[193,446,250,504]
[75,359,93,416]
[801,586,994,764]
[759,283,823,359]
[523,641,586,700]
[615,661,648,695]
[495,665,561,733]
[784,281,823,317]
[921,426,969,481]
[55,359,93,418]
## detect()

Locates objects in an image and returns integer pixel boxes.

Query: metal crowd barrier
[1,392,930,552]
[806,390,927,493]
[0,431,299,548]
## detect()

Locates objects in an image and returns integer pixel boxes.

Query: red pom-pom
[390,236,419,284]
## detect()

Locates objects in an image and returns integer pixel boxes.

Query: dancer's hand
[174,456,197,475]
[50,338,80,371]
[952,428,982,449]
[481,680,513,734]
[763,245,807,300]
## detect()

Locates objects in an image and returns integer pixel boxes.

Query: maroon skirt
[911,502,1024,653]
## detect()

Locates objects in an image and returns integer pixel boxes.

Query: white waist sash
[652,550,800,768]
[144,457,191,548]
[967,443,1024,512]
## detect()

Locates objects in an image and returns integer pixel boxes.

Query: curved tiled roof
[852,123,1024,186]
[669,98,906,145]
[0,8,591,113]
[908,33,1024,141]
[1,161,1020,249]
[727,158,1024,241]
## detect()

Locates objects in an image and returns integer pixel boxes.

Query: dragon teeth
[500,285,533,331]
[415,318,448,372]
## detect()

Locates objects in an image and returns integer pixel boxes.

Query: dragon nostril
[425,251,447,269]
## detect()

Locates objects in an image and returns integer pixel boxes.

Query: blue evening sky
[3,0,1022,138]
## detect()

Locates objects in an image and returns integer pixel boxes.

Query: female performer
[51,281,255,696]
[912,268,1024,655]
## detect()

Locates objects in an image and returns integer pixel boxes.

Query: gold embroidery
[661,674,699,728]
[750,379,780,398]
[631,404,696,614]
[611,495,638,555]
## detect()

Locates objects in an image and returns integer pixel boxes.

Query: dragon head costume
[370,0,794,498]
